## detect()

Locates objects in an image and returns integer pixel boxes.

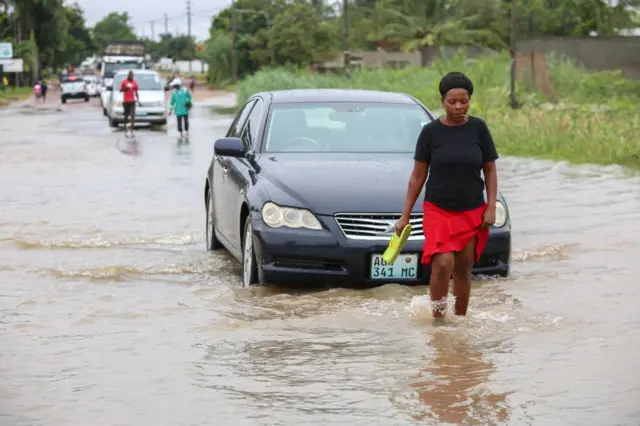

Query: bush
[236,52,640,169]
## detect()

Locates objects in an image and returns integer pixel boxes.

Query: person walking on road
[168,78,193,141]
[120,71,141,137]
[40,79,48,103]
[33,80,42,105]
[396,71,499,319]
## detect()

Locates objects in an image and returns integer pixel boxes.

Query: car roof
[259,89,418,105]
[113,69,157,77]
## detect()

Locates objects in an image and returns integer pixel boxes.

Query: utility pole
[509,0,519,109]
[164,14,169,35]
[231,0,238,82]
[187,0,192,72]
[150,21,155,41]
[342,0,350,69]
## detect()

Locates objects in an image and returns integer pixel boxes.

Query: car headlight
[494,201,507,227]
[261,202,322,230]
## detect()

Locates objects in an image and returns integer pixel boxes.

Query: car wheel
[205,188,222,251]
[61,97,66,104]
[84,96,89,102]
[110,119,118,128]
[102,108,107,116]
[242,215,259,287]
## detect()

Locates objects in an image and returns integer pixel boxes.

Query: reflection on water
[410,329,510,425]
[1,98,640,425]
[116,136,140,156]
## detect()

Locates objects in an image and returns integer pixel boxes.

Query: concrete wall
[517,36,640,78]
[154,58,209,74]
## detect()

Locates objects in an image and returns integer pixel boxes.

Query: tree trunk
[30,29,39,82]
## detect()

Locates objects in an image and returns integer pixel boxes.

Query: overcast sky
[72,0,232,41]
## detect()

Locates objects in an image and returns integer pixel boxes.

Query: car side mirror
[214,137,245,157]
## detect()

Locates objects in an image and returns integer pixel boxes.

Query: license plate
[136,112,147,116]
[370,254,419,280]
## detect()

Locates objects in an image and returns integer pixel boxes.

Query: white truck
[99,41,147,115]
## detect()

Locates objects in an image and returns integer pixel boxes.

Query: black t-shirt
[414,116,499,211]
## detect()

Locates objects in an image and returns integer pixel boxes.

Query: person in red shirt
[119,71,140,136]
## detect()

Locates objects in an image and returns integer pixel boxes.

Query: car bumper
[252,215,511,287]
[112,107,167,123]
[62,92,87,99]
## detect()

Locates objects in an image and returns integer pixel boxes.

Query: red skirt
[421,201,489,265]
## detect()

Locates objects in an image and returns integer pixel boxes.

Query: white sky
[71,0,232,41]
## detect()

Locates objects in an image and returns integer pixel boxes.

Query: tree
[267,0,338,67]
[144,33,197,61]
[92,12,136,49]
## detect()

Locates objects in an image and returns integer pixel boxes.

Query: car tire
[241,215,259,287]
[205,188,222,251]
[109,119,118,128]
[61,97,66,104]
[84,96,89,102]
[102,108,107,117]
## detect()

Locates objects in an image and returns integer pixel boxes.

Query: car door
[225,97,264,248]
[213,99,256,245]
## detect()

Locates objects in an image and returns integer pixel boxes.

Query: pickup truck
[60,75,89,104]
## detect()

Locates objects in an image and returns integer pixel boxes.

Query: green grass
[236,52,640,169]
[0,86,32,107]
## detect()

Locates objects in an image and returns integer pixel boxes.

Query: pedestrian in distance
[40,79,48,103]
[120,71,141,137]
[168,78,193,142]
[396,71,499,319]
[33,80,42,105]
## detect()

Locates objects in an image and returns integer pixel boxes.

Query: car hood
[257,153,423,215]
[112,90,164,103]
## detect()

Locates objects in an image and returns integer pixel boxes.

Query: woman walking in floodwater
[395,72,499,318]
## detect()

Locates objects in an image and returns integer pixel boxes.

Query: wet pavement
[1,95,640,426]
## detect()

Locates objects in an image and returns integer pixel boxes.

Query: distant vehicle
[99,41,147,115]
[104,69,168,128]
[204,89,512,287]
[83,75,99,97]
[60,75,89,104]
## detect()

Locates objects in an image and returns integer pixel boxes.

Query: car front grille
[334,213,424,240]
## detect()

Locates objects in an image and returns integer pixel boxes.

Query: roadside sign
[0,42,12,59]
[0,59,23,72]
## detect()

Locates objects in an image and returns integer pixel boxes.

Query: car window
[227,100,256,138]
[264,101,432,153]
[240,98,263,151]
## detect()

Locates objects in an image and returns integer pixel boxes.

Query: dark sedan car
[205,89,511,287]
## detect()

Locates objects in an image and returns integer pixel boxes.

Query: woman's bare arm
[401,160,429,218]
[482,161,498,208]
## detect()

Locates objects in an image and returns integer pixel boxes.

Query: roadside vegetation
[0,87,32,107]
[237,52,640,169]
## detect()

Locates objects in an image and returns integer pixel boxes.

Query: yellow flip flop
[382,224,412,264]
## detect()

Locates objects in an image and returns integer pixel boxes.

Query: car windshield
[103,62,143,78]
[84,77,96,83]
[263,102,432,153]
[114,73,163,91]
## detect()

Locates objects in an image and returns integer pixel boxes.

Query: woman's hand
[481,205,496,228]
[395,214,410,236]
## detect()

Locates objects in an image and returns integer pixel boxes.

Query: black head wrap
[438,72,474,98]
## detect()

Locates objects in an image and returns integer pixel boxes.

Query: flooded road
[1,96,640,426]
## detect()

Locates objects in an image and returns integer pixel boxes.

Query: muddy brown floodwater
[1,95,640,426]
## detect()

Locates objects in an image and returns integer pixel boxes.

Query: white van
[105,69,169,128]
